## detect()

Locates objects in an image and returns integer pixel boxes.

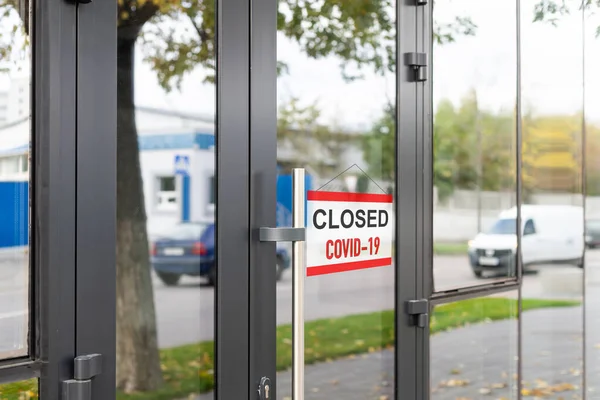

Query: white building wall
[6,74,29,122]
[136,107,214,136]
[0,92,9,124]
[140,147,216,240]
[0,118,28,153]
[140,148,194,239]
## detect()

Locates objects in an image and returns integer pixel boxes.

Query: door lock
[258,376,272,400]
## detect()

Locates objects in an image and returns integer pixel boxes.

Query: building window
[155,176,177,212]
[20,154,28,173]
[0,156,20,176]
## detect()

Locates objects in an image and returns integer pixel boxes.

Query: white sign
[306,190,393,276]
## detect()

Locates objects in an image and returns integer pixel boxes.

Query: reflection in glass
[430,293,518,399]
[116,2,215,397]
[0,0,31,360]
[586,3,600,397]
[432,0,518,291]
[276,2,396,398]
[0,379,38,398]
[521,0,584,398]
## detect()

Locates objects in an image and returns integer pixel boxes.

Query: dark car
[586,219,600,249]
[151,222,290,286]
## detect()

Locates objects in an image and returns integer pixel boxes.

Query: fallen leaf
[439,379,470,387]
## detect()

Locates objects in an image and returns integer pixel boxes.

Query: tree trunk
[116,34,164,392]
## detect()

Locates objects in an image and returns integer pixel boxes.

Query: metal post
[292,168,305,400]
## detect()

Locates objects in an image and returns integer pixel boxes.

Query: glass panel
[0,0,31,360]
[585,3,600,397]
[0,379,38,399]
[521,0,584,397]
[432,0,518,291]
[116,2,216,398]
[430,292,518,399]
[276,2,396,398]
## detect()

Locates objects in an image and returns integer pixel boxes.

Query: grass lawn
[434,242,469,255]
[2,297,579,400]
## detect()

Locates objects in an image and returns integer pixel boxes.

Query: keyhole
[264,384,270,399]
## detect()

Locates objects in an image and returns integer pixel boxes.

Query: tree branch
[185,12,209,43]
[118,2,160,39]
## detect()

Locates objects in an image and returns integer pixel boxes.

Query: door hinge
[62,354,103,400]
[406,299,429,328]
[405,52,428,82]
[258,377,272,400]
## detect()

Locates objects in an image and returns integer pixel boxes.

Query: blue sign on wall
[174,154,190,176]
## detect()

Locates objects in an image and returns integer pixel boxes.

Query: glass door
[0,0,117,398]
[250,0,424,398]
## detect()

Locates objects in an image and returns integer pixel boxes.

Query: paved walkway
[196,303,594,400]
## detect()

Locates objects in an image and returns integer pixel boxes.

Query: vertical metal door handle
[292,168,305,400]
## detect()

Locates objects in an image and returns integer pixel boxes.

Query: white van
[467,205,584,277]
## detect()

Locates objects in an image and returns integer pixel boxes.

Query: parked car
[586,218,600,248]
[468,205,584,278]
[151,222,290,286]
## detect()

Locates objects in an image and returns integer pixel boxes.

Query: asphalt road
[152,251,592,347]
[0,250,28,359]
[0,249,595,352]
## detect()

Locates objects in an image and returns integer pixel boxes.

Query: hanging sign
[306,191,393,277]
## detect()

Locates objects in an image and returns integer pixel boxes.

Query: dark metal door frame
[245,1,423,399]
[0,0,80,396]
[36,0,79,395]
[75,1,117,398]
[215,0,253,397]
[0,0,118,397]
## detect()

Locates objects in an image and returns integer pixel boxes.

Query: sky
[129,0,600,130]
[1,0,599,129]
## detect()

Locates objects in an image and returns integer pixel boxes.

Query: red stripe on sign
[307,257,392,276]
[307,191,393,203]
